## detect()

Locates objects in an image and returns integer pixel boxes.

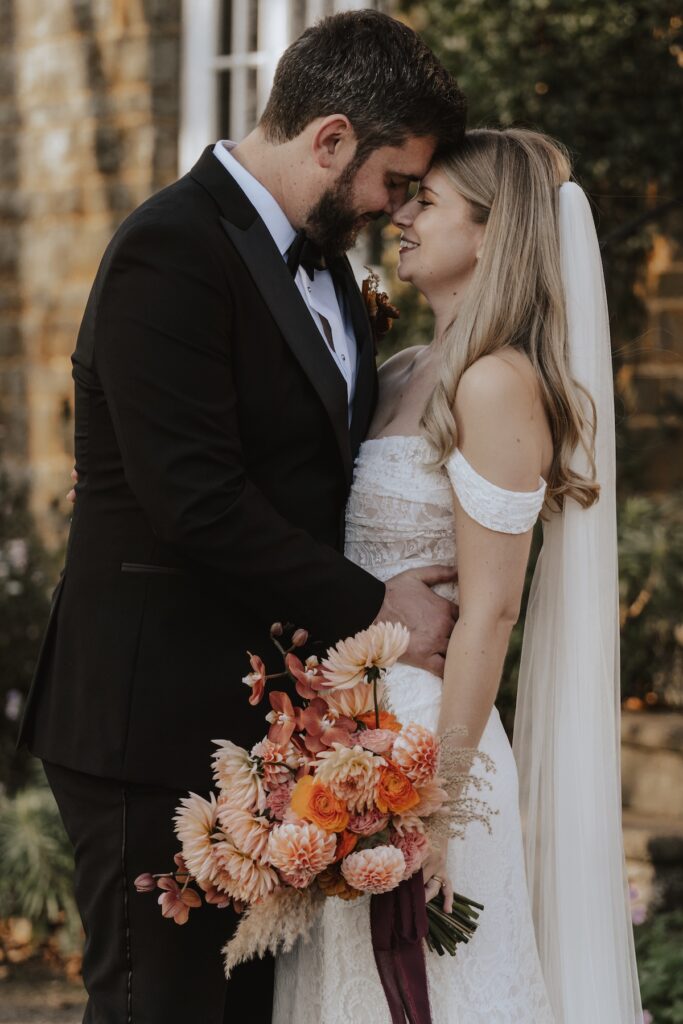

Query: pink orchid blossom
[286,653,326,700]
[243,652,267,706]
[157,876,202,925]
[298,697,356,754]
[266,691,298,746]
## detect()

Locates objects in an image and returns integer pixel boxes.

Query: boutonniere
[361,267,400,350]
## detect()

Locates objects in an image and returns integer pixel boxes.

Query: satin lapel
[332,257,378,458]
[220,215,353,483]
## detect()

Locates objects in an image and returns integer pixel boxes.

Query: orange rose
[334,829,359,863]
[290,775,350,833]
[357,710,402,733]
[375,763,420,815]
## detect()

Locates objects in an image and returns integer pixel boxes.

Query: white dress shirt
[213,141,357,421]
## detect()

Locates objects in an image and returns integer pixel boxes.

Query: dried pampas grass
[222,884,325,978]
[424,726,498,846]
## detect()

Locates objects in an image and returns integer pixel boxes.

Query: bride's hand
[422,836,453,913]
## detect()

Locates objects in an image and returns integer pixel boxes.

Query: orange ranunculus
[357,710,403,733]
[334,829,358,862]
[290,775,350,833]
[375,763,420,815]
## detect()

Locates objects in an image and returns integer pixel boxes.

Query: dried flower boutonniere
[361,267,400,350]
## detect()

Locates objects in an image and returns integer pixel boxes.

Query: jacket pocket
[120,562,182,576]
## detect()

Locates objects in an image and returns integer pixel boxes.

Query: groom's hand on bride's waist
[372,566,459,679]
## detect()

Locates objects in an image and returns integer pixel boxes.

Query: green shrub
[0,471,62,793]
[0,763,81,953]
[634,910,683,1024]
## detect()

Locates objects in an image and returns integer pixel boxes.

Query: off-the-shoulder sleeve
[445,448,546,534]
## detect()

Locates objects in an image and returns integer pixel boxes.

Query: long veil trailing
[512,182,643,1022]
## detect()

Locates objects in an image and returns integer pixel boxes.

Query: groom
[19,11,466,1023]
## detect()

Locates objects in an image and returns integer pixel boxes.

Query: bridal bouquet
[135,621,489,985]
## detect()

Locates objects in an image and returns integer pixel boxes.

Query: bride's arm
[424,355,547,905]
[437,354,547,745]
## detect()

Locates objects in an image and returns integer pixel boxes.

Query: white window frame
[179,0,379,174]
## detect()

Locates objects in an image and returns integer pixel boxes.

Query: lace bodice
[345,435,546,589]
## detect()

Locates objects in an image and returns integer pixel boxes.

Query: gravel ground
[0,967,87,1024]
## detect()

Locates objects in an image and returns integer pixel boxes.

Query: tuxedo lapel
[190,147,353,484]
[332,257,378,458]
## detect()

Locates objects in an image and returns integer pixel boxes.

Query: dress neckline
[360,434,547,489]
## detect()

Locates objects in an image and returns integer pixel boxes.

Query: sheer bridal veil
[512,183,643,1022]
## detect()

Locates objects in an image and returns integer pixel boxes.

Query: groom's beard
[305,164,378,258]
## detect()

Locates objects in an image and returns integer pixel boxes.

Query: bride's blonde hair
[421,127,599,510]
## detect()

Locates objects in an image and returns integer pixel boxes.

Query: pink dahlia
[212,740,266,813]
[390,829,430,880]
[157,877,202,925]
[347,807,390,836]
[321,622,410,691]
[341,847,406,895]
[218,805,273,860]
[250,738,294,789]
[173,792,220,885]
[392,723,439,786]
[211,838,280,904]
[265,822,337,888]
[264,778,296,821]
[315,743,382,813]
[414,779,449,816]
[324,678,379,718]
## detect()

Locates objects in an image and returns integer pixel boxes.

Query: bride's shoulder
[454,351,548,490]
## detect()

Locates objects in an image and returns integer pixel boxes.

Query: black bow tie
[287,230,326,279]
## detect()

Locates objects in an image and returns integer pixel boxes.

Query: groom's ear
[310,115,355,169]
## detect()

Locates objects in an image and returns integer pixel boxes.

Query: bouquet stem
[425,890,482,956]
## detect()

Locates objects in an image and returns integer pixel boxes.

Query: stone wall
[0,0,181,548]
[617,213,683,493]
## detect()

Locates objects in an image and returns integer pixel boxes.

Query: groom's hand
[372,565,458,678]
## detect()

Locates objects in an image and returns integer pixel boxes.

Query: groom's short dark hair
[260,10,466,162]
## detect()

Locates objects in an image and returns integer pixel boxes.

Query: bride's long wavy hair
[421,127,599,510]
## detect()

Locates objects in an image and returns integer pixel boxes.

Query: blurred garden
[1,1,682,1021]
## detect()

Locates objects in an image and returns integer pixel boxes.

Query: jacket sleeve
[94,214,385,639]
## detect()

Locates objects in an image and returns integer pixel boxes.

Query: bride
[273,128,643,1022]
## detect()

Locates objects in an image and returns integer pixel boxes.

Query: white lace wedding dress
[272,434,555,1024]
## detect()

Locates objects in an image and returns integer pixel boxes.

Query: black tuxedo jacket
[20,146,385,791]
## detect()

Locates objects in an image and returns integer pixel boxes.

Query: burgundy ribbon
[370,872,432,1024]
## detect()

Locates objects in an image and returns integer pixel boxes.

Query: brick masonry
[0,0,181,547]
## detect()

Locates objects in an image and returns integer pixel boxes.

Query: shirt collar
[212,140,296,258]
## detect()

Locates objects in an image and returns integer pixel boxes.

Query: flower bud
[134,872,157,893]
[270,622,284,637]
[292,628,309,648]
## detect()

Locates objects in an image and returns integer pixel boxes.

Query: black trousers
[43,761,274,1024]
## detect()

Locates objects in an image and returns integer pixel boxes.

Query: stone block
[654,269,683,300]
[653,308,683,357]
[0,320,21,356]
[622,712,683,819]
